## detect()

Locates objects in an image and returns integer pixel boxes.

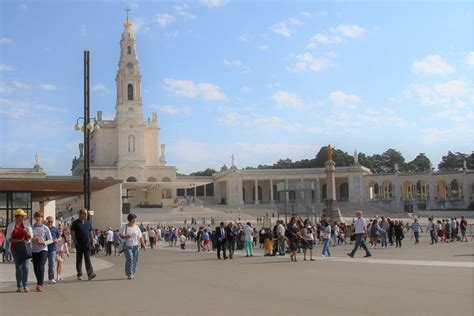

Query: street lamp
[72,50,101,222]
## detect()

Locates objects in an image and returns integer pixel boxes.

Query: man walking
[216,222,227,260]
[106,227,113,256]
[347,210,372,258]
[380,217,389,248]
[226,222,236,259]
[71,209,96,280]
[45,216,61,284]
[276,220,286,256]
[408,218,423,244]
[427,217,437,244]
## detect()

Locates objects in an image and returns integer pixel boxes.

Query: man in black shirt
[70,209,96,281]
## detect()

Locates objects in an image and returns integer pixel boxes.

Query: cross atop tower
[124,6,131,22]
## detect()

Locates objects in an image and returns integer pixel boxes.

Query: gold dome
[124,20,133,30]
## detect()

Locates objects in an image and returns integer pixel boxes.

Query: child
[203,229,210,251]
[263,230,274,256]
[56,229,70,281]
[179,234,187,250]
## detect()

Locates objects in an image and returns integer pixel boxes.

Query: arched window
[128,135,135,152]
[126,177,137,182]
[127,84,134,100]
[127,46,131,54]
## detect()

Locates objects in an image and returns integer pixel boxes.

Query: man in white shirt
[106,227,114,256]
[347,210,372,258]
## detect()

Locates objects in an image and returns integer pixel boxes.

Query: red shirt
[11,223,27,251]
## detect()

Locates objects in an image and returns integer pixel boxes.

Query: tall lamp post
[73,51,100,221]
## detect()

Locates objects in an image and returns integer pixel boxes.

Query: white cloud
[272,91,304,109]
[131,17,150,33]
[174,3,196,19]
[216,107,301,131]
[18,3,28,11]
[308,24,365,47]
[270,22,292,37]
[200,0,228,8]
[290,52,334,72]
[236,142,314,157]
[329,90,361,107]
[300,11,312,17]
[333,24,366,38]
[39,84,57,91]
[163,78,227,101]
[224,59,250,73]
[0,97,65,119]
[309,33,342,45]
[0,64,14,72]
[257,44,269,51]
[91,83,109,93]
[150,104,191,116]
[0,37,13,44]
[155,13,175,27]
[418,128,450,145]
[467,52,474,67]
[412,55,455,75]
[12,80,32,89]
[407,78,473,108]
[0,82,13,94]
[358,109,409,128]
[270,15,306,37]
[288,17,302,25]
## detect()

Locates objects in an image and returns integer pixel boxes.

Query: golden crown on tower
[124,20,133,29]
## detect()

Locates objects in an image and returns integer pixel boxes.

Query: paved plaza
[1,236,472,316]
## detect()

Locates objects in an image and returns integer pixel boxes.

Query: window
[127,46,131,54]
[127,84,134,100]
[128,135,135,152]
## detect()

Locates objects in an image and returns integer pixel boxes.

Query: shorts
[203,240,209,246]
[56,253,65,263]
[461,229,466,237]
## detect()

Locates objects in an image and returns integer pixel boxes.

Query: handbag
[15,240,32,261]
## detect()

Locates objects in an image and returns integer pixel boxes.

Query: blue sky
[0,0,473,175]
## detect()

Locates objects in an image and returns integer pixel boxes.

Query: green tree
[406,153,432,173]
[381,148,406,173]
[220,165,229,172]
[189,168,217,176]
[358,152,375,172]
[438,151,467,171]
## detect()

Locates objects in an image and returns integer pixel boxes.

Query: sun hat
[13,209,27,217]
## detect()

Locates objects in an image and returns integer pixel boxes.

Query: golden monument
[327,144,334,161]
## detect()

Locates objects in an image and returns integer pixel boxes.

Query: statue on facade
[231,154,235,168]
[354,150,359,165]
[464,160,468,170]
[79,143,84,157]
[34,152,40,166]
[327,144,334,162]
[160,144,166,163]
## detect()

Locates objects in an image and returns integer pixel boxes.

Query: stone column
[322,160,343,223]
[285,179,290,204]
[270,179,274,204]
[255,179,259,205]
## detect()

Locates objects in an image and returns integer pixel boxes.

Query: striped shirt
[411,222,422,233]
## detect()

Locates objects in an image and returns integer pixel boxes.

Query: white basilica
[72,19,180,205]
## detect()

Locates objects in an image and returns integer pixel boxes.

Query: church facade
[72,19,177,204]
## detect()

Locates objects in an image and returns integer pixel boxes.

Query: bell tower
[115,10,146,173]
[115,11,143,123]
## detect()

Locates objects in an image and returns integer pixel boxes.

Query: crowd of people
[2,206,471,293]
